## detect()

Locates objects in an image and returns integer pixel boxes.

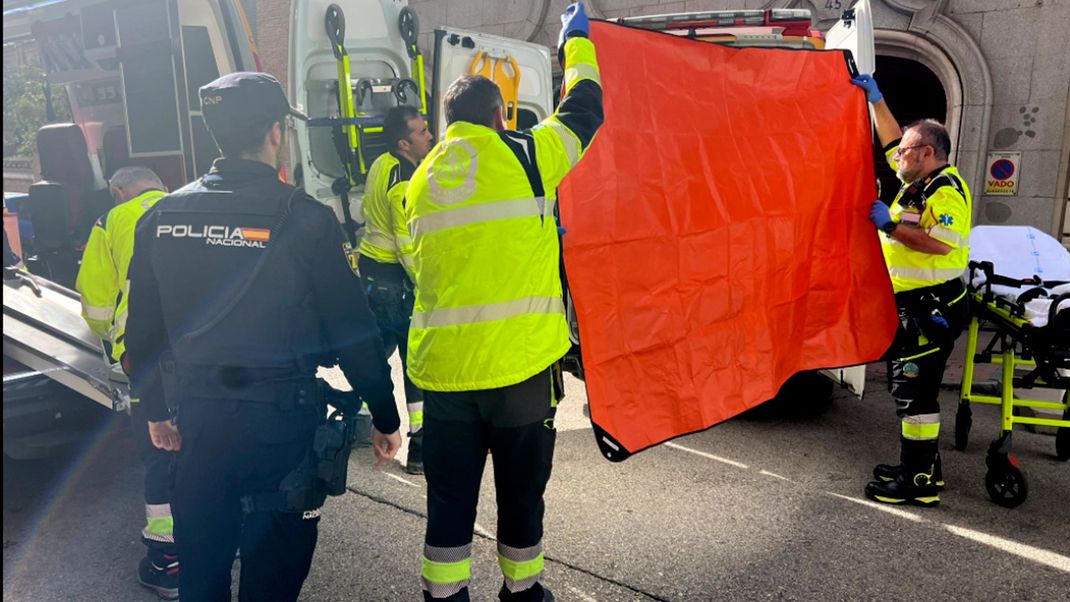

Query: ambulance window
[182,26,220,107]
[517,109,539,130]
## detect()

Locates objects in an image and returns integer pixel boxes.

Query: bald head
[109,166,165,204]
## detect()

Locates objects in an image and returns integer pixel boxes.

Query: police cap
[199,72,305,138]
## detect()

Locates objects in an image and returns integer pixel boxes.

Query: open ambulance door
[825,0,875,76]
[289,0,425,239]
[429,28,554,140]
[821,0,876,398]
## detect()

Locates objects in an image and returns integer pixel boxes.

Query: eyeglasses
[894,144,931,158]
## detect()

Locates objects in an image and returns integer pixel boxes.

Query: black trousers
[423,366,560,601]
[884,278,968,471]
[885,278,969,418]
[130,405,176,557]
[172,400,321,602]
[359,257,422,427]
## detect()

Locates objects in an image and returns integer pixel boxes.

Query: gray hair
[905,119,951,162]
[109,166,164,192]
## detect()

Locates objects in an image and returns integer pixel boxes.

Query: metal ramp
[3,272,127,411]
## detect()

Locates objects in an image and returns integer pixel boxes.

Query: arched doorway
[872,56,948,204]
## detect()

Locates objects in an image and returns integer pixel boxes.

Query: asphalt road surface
[5,356,1069,601]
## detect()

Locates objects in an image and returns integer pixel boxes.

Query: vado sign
[985,151,1021,196]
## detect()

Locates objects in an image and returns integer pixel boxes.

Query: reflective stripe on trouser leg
[408,401,424,433]
[498,542,544,593]
[422,544,472,598]
[144,503,175,544]
[901,413,941,441]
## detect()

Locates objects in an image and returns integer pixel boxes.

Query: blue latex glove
[929,312,949,329]
[870,200,893,232]
[558,3,590,48]
[851,74,883,104]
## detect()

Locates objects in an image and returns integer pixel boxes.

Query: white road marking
[943,525,1070,574]
[759,469,792,482]
[383,473,420,488]
[567,585,598,602]
[473,522,494,539]
[826,493,1070,573]
[824,492,925,522]
[664,442,749,469]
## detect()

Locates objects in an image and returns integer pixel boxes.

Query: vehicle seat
[36,123,96,231]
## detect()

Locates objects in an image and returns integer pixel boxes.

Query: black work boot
[866,436,941,507]
[498,582,553,601]
[137,551,179,600]
[874,452,945,489]
[406,430,424,475]
[865,474,940,507]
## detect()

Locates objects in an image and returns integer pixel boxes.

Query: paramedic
[125,72,401,601]
[405,3,603,600]
[357,104,434,474]
[853,74,972,507]
[75,166,178,598]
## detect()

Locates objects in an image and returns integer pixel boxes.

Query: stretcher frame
[957,260,1070,507]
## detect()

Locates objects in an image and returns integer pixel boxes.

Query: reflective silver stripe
[498,542,543,593]
[146,503,172,518]
[564,63,601,87]
[361,229,397,250]
[423,543,471,562]
[534,119,581,167]
[927,225,966,247]
[903,413,941,425]
[410,197,548,238]
[81,300,115,321]
[888,266,964,282]
[396,233,413,247]
[412,296,565,330]
[142,531,175,544]
[406,401,424,413]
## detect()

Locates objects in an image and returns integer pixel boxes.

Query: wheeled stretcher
[957,226,1070,507]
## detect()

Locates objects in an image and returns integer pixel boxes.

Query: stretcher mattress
[969,226,1070,327]
[558,21,897,459]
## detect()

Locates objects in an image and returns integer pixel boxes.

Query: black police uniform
[125,73,399,602]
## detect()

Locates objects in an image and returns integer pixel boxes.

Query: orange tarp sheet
[558,21,897,460]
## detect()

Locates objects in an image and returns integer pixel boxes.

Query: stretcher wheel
[984,459,1027,508]
[325,4,346,59]
[954,403,972,451]
[1057,406,1069,461]
[1057,426,1070,461]
[399,7,420,56]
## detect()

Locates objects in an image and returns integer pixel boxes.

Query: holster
[240,380,364,514]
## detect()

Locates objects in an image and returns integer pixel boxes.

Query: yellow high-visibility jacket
[404,36,603,391]
[881,145,972,293]
[358,152,417,277]
[76,189,166,361]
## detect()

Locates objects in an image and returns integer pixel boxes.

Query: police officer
[75,166,178,599]
[405,4,602,600]
[853,74,972,507]
[357,104,433,474]
[125,72,401,601]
